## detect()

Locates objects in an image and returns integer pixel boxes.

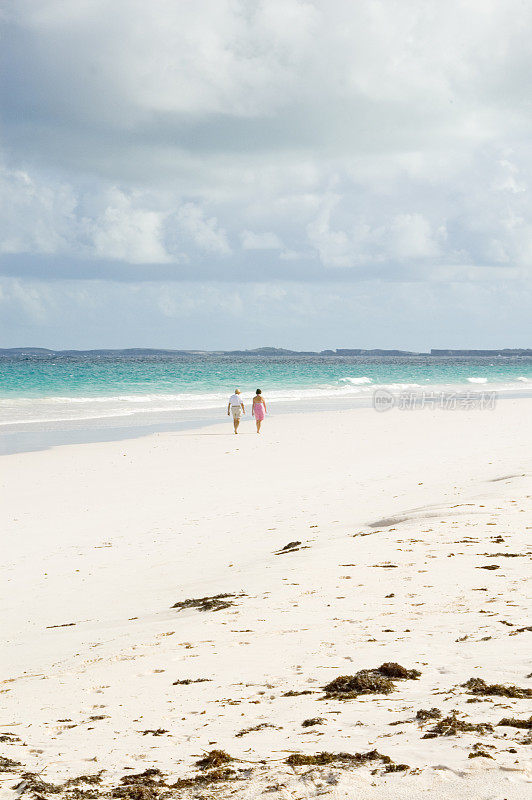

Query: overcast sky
[1,0,531,350]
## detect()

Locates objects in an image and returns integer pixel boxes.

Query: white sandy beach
[1,401,531,799]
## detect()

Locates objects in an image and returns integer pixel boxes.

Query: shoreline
[2,401,531,798]
[1,386,531,456]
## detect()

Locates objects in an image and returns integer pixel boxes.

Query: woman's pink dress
[253,400,265,421]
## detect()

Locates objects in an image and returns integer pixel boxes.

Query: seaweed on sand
[63,777,104,800]
[421,712,494,738]
[171,768,236,789]
[170,752,237,790]
[13,773,63,796]
[416,708,441,721]
[112,769,165,800]
[118,770,164,787]
[65,789,101,800]
[498,716,532,729]
[0,756,22,772]
[275,541,302,555]
[171,594,238,612]
[463,677,532,699]
[301,718,325,727]
[0,733,20,743]
[112,785,157,800]
[13,772,104,800]
[324,663,421,698]
[324,671,395,698]
[235,723,275,737]
[112,764,240,797]
[378,662,421,680]
[285,750,408,772]
[64,774,104,788]
[195,750,234,770]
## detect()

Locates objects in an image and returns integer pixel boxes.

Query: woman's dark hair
[255,388,261,394]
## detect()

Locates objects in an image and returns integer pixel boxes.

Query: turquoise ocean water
[1,353,531,439]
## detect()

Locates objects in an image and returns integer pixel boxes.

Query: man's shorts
[231,406,242,418]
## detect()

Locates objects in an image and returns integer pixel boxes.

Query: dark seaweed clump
[285,750,408,772]
[416,708,441,721]
[301,717,325,727]
[171,594,237,612]
[378,662,421,680]
[171,768,236,789]
[112,786,157,800]
[171,751,237,790]
[172,678,211,685]
[235,723,275,737]
[463,677,532,699]
[275,541,302,554]
[422,712,493,738]
[468,750,494,759]
[111,762,240,796]
[498,716,532,729]
[195,750,234,770]
[324,663,420,698]
[112,769,165,800]
[0,733,20,743]
[0,756,22,772]
[14,773,62,795]
[324,671,395,698]
[64,775,104,788]
[16,773,103,800]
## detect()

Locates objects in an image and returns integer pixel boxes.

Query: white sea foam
[339,376,372,384]
[1,378,531,428]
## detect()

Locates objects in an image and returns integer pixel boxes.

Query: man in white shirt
[227,388,245,434]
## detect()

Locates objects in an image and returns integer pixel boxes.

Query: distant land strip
[1,347,531,358]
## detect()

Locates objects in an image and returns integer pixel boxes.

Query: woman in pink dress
[251,388,267,433]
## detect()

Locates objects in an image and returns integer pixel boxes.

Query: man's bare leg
[234,417,240,433]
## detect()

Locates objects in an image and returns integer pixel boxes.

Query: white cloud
[305,195,445,269]
[174,203,231,255]
[88,188,171,264]
[389,213,443,260]
[306,194,353,268]
[0,163,76,255]
[240,230,283,250]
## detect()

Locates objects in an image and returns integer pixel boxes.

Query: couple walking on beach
[227,389,267,434]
